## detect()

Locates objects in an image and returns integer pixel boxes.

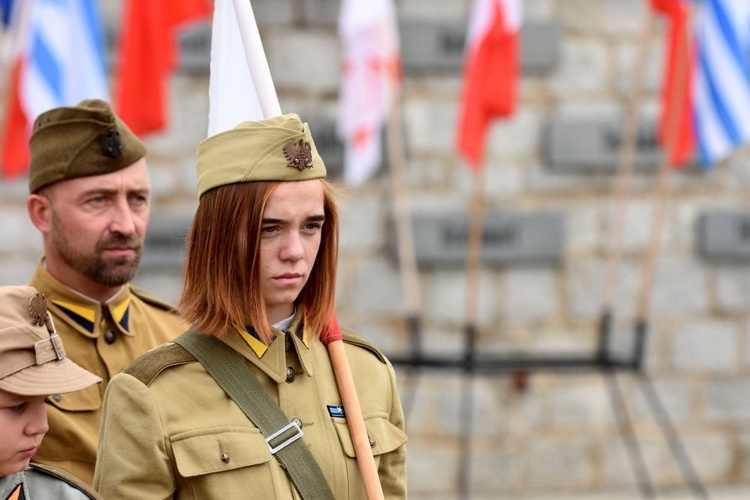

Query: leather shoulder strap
[173,331,334,500]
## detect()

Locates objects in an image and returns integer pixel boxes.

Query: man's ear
[28,193,52,234]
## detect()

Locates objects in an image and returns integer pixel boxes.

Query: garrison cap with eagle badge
[196,113,326,198]
[28,98,147,193]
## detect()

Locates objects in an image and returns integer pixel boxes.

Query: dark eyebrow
[79,187,150,198]
[262,215,326,224]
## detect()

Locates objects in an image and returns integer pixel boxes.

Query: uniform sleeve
[378,358,407,498]
[93,373,175,499]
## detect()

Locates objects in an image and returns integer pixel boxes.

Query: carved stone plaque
[141,215,192,270]
[544,116,664,172]
[397,212,565,267]
[400,20,560,73]
[697,211,750,262]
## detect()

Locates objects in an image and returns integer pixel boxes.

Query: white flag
[207,0,278,137]
[337,0,400,185]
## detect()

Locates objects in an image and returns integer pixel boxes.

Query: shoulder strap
[173,331,334,500]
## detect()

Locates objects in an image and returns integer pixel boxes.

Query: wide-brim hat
[0,286,101,396]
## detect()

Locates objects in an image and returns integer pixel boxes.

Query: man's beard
[51,214,143,287]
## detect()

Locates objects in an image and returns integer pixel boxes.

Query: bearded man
[25,99,186,486]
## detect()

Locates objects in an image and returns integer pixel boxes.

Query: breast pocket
[171,427,279,498]
[332,412,407,460]
[172,427,271,476]
[38,384,102,462]
[47,383,101,412]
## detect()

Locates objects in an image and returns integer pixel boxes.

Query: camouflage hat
[196,113,326,198]
[29,99,147,193]
[0,286,101,396]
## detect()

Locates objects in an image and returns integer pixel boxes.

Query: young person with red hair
[94,114,407,499]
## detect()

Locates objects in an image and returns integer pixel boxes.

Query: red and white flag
[114,0,211,136]
[456,0,522,170]
[337,0,401,186]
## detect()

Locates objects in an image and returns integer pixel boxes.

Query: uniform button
[291,417,303,429]
[104,330,116,344]
[369,435,376,448]
[285,366,296,383]
[51,395,62,403]
[221,452,230,463]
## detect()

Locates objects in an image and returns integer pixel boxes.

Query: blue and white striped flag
[693,0,750,166]
[22,0,109,120]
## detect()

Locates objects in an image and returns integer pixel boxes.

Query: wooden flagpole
[387,81,424,358]
[458,165,486,497]
[599,8,656,357]
[231,1,383,497]
[633,3,693,362]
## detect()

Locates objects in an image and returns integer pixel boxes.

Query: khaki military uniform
[28,260,187,485]
[94,312,407,499]
[0,464,99,499]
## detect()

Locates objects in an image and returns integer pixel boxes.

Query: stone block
[338,193,385,252]
[350,258,407,315]
[705,378,750,422]
[552,378,614,428]
[266,31,339,93]
[560,0,604,34]
[671,320,738,373]
[0,208,39,254]
[403,99,457,155]
[406,442,459,493]
[604,0,648,37]
[423,270,496,327]
[651,257,708,317]
[549,40,608,95]
[527,438,593,488]
[502,268,559,323]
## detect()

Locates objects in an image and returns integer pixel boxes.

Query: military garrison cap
[29,99,147,193]
[196,113,326,198]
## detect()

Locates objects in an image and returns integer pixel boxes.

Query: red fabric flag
[1,60,30,178]
[115,0,211,135]
[456,0,521,170]
[1,0,30,178]
[650,0,695,167]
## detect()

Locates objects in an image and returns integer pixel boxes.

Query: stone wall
[3,0,750,497]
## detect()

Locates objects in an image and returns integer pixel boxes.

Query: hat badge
[28,292,47,327]
[99,129,124,159]
[283,139,314,171]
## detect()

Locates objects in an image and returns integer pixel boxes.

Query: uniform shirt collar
[224,309,313,382]
[29,258,134,338]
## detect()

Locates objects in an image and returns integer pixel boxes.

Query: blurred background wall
[3,0,750,498]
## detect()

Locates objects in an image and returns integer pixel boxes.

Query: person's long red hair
[179,179,339,343]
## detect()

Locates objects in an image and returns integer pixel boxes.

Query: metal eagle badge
[28,292,47,327]
[283,139,314,171]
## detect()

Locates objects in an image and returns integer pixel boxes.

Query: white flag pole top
[207,0,281,137]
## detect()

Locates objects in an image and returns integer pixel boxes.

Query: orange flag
[114,0,211,135]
